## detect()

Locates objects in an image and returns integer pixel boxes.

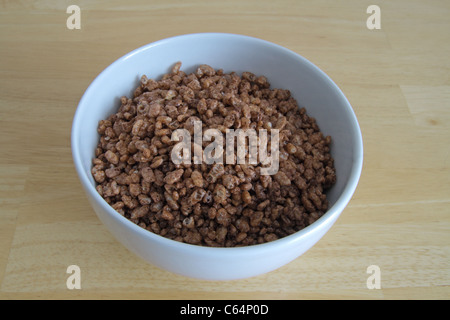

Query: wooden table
[1,0,449,300]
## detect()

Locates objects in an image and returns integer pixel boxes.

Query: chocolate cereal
[92,62,336,247]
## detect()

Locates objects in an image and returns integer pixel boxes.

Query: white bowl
[71,33,363,280]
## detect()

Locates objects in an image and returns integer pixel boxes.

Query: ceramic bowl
[71,33,363,280]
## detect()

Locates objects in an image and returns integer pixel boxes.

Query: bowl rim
[71,32,363,254]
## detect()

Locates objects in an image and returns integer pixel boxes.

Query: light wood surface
[1,0,449,300]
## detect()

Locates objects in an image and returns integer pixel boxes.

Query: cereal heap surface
[92,62,336,247]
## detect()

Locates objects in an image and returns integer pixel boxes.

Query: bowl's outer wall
[85,187,340,280]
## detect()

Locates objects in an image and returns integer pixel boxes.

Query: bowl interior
[72,33,363,245]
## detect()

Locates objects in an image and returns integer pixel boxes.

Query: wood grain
[0,0,449,299]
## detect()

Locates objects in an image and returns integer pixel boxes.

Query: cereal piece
[92,167,105,183]
[191,170,204,187]
[164,191,179,210]
[184,230,202,245]
[207,163,225,183]
[164,169,184,185]
[216,208,231,227]
[131,119,145,136]
[249,211,264,227]
[140,167,155,183]
[222,174,239,190]
[182,216,195,229]
[150,156,164,168]
[104,150,119,165]
[196,64,215,77]
[257,199,270,211]
[130,205,149,220]
[241,190,252,204]
[161,206,174,220]
[105,167,121,178]
[148,102,162,118]
[172,61,182,74]
[213,184,228,205]
[129,183,141,197]
[189,188,206,205]
[273,171,291,186]
[274,116,287,130]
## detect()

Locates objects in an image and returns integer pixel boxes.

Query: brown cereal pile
[91,62,336,247]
